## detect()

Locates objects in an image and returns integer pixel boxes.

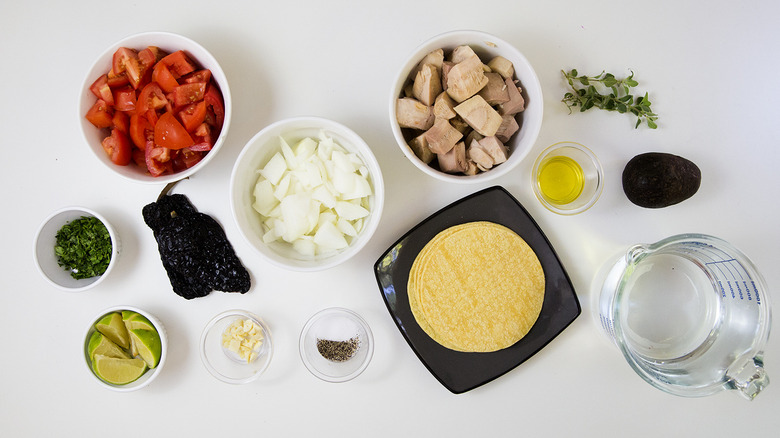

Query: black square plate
[373,186,580,394]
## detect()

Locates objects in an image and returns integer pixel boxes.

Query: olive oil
[537,156,584,205]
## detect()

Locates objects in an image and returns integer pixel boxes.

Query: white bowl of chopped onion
[230,117,385,272]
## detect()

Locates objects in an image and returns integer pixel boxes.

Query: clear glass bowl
[200,310,273,384]
[299,308,374,383]
[531,141,603,215]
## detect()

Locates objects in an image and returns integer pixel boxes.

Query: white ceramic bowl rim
[389,29,544,184]
[83,305,168,392]
[79,31,232,184]
[33,206,119,292]
[229,116,385,272]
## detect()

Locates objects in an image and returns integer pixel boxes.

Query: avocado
[622,152,701,208]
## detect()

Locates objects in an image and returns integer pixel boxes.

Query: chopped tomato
[152,63,179,93]
[204,85,225,130]
[129,113,153,150]
[113,86,137,112]
[183,69,212,84]
[85,44,225,177]
[190,123,213,151]
[112,111,130,134]
[85,99,114,128]
[138,46,165,68]
[106,69,129,88]
[154,112,194,150]
[145,108,159,126]
[172,83,206,107]
[112,48,144,89]
[178,101,207,132]
[175,148,204,169]
[145,144,173,177]
[131,148,146,168]
[101,128,132,165]
[136,83,168,115]
[89,75,115,106]
[159,50,196,78]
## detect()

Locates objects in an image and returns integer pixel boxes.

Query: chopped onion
[252,133,373,257]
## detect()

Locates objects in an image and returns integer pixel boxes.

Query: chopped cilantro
[54,216,112,279]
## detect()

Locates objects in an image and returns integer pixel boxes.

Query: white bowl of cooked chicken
[389,30,543,183]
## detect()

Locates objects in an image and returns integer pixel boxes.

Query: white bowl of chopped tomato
[79,31,231,183]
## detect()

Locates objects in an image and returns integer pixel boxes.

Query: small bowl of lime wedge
[83,306,167,392]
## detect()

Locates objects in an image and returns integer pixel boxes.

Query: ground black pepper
[316,336,360,362]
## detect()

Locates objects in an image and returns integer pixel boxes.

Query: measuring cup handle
[726,357,770,400]
[625,244,648,264]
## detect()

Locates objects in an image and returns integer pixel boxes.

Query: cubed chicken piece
[463,160,480,175]
[437,141,468,174]
[487,56,515,79]
[408,132,434,164]
[477,136,509,164]
[446,54,489,102]
[441,61,454,91]
[464,130,484,147]
[433,92,457,119]
[467,140,494,170]
[403,83,414,98]
[453,95,503,137]
[424,118,463,154]
[396,98,434,130]
[495,114,519,143]
[498,78,525,115]
[450,116,471,135]
[411,49,444,77]
[478,72,510,105]
[450,45,478,64]
[413,64,442,106]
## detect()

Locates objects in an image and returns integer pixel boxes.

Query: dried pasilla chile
[142,194,251,299]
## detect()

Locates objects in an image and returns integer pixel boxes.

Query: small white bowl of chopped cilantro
[33,207,119,292]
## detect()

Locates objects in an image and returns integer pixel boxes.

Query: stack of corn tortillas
[408,221,545,352]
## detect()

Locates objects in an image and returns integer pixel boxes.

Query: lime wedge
[87,331,130,360]
[95,312,130,349]
[122,311,156,331]
[129,329,162,369]
[93,354,147,385]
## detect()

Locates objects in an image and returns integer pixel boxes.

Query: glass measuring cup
[597,234,771,399]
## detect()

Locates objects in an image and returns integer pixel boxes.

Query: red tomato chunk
[85,46,225,177]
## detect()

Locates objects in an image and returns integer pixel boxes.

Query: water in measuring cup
[618,253,721,362]
[600,235,770,398]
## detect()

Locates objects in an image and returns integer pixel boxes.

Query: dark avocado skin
[622,152,701,208]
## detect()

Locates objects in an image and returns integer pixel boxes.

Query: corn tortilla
[408,222,545,352]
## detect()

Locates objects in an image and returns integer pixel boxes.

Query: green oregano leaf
[560,68,658,128]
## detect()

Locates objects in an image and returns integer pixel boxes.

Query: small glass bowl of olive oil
[532,142,603,215]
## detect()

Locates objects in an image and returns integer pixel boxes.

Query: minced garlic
[222,318,264,363]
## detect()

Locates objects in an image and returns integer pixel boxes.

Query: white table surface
[2,0,779,436]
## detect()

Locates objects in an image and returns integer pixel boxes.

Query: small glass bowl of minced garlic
[200,310,273,384]
[299,307,374,383]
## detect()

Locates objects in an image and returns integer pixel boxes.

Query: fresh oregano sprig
[561,69,658,129]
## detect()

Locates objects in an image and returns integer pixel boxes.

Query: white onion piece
[252,133,373,256]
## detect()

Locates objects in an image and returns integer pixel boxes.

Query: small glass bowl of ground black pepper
[299,307,374,383]
[33,206,120,292]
